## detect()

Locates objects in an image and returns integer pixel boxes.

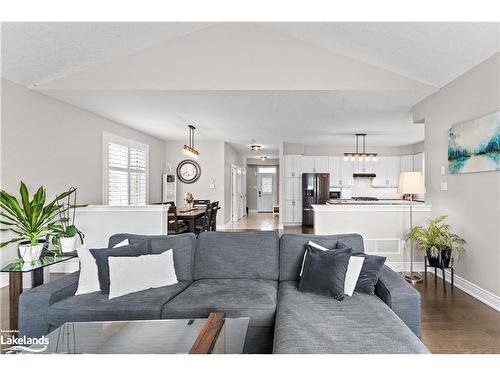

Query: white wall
[164,140,225,214]
[0,79,166,285]
[415,52,500,298]
[1,79,166,204]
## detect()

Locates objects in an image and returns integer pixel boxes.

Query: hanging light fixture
[182,125,199,159]
[344,134,377,162]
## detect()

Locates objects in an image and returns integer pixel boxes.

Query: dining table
[176,207,214,233]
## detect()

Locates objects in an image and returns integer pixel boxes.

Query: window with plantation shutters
[103,133,149,206]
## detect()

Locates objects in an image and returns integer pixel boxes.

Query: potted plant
[0,182,74,261]
[50,187,87,253]
[407,215,466,268]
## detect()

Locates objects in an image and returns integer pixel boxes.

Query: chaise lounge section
[19,231,429,354]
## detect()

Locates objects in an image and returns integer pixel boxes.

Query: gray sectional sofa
[19,231,429,354]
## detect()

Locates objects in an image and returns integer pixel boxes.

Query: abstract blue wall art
[448,111,500,174]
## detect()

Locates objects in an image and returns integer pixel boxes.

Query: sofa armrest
[375,266,422,338]
[19,272,79,338]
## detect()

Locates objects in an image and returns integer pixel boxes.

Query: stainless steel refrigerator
[302,173,330,226]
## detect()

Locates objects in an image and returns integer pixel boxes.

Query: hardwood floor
[1,218,499,354]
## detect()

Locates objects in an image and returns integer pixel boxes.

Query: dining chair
[195,203,212,236]
[209,201,220,231]
[166,202,188,235]
[193,199,211,207]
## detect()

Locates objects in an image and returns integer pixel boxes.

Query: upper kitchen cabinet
[353,159,376,174]
[372,156,401,187]
[302,156,329,173]
[413,152,424,174]
[284,154,303,177]
[329,156,353,187]
[400,154,413,173]
[301,156,315,173]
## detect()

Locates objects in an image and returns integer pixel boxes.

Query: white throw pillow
[300,240,364,296]
[343,256,364,296]
[108,250,178,299]
[75,238,130,295]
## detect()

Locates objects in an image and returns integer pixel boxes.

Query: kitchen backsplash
[340,178,401,199]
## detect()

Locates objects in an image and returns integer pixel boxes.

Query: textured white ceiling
[39,90,427,156]
[2,22,499,87]
[1,22,210,86]
[262,22,500,87]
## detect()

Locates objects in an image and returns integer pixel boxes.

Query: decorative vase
[426,249,451,268]
[18,242,44,262]
[60,236,77,253]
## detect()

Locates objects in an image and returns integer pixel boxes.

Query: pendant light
[344,134,378,162]
[182,125,199,159]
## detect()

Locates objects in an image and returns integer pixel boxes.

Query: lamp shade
[397,172,426,194]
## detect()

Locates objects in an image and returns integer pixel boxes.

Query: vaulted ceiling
[2,22,499,156]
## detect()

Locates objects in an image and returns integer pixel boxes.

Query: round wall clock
[176,159,201,184]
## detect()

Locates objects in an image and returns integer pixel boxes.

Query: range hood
[353,173,376,178]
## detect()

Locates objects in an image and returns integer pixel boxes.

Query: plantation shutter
[105,133,148,206]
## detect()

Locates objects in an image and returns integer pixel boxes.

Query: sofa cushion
[193,231,279,280]
[162,279,278,327]
[108,233,196,281]
[274,281,429,354]
[47,281,190,329]
[279,233,365,281]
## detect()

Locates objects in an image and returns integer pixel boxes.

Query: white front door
[257,167,277,212]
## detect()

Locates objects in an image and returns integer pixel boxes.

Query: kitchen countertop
[326,199,425,205]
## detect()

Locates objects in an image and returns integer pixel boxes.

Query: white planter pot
[18,243,43,262]
[60,236,77,252]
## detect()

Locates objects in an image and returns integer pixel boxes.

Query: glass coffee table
[25,313,249,354]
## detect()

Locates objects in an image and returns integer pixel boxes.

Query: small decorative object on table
[185,192,194,210]
[0,181,76,261]
[407,215,466,290]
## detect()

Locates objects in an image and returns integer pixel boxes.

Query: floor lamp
[398,171,426,284]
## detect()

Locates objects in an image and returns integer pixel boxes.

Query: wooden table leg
[189,312,225,354]
[9,272,23,333]
[32,268,44,288]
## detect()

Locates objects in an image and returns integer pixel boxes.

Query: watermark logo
[1,329,48,354]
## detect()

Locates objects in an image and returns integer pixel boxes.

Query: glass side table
[0,254,77,333]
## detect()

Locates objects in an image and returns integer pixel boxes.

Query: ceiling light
[182,125,199,159]
[344,134,378,162]
[259,156,268,161]
[251,144,262,151]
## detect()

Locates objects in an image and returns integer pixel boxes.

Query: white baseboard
[248,209,258,213]
[429,268,500,312]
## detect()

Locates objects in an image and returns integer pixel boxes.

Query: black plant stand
[424,255,454,291]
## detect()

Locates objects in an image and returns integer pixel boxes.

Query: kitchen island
[312,201,432,269]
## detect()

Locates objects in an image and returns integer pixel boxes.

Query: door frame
[256,166,278,213]
[230,164,245,222]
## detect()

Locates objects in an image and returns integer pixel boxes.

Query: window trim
[103,132,149,206]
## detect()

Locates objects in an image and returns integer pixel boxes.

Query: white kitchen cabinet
[315,156,329,173]
[328,156,342,187]
[301,156,316,173]
[372,156,400,187]
[413,152,424,174]
[284,154,303,177]
[387,156,401,186]
[284,200,294,223]
[329,157,354,187]
[400,154,413,173]
[283,172,303,224]
[353,159,376,174]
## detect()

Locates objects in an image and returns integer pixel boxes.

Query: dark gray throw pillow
[298,245,352,300]
[90,241,149,294]
[355,254,387,295]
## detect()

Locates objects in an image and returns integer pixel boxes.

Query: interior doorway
[257,166,277,213]
[231,165,246,222]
